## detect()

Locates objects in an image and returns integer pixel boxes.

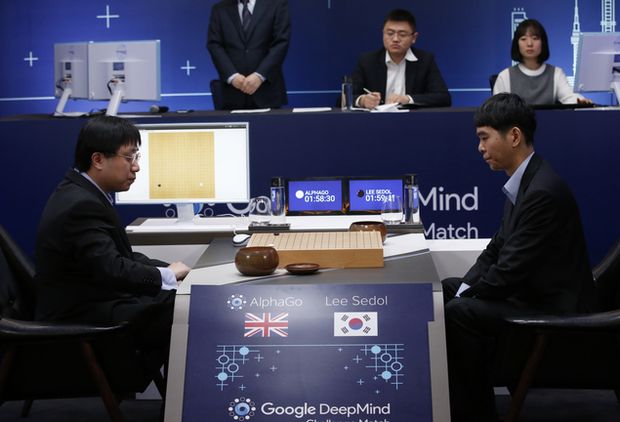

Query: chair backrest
[0,225,36,320]
[210,79,224,110]
[489,74,498,91]
[592,238,620,312]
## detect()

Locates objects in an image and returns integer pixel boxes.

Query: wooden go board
[247,231,384,268]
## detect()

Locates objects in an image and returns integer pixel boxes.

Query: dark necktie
[241,0,252,31]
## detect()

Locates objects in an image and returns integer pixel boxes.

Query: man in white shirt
[352,9,451,109]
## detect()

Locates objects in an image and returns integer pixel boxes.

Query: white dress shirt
[385,49,417,104]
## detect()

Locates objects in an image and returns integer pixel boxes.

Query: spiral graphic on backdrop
[161,203,245,218]
[228,397,256,421]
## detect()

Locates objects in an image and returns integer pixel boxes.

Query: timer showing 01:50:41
[361,193,396,203]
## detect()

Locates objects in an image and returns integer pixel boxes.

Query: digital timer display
[349,179,403,212]
[287,180,343,212]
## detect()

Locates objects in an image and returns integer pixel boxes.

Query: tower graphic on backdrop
[511,8,528,65]
[601,0,617,32]
[510,1,616,86]
[570,0,582,84]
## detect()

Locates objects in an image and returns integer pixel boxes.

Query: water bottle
[270,176,286,224]
[341,75,353,111]
[403,174,420,224]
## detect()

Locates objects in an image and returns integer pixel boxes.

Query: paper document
[371,103,409,113]
[116,114,163,119]
[292,107,332,113]
[230,108,271,113]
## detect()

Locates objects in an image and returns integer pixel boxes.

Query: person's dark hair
[384,9,416,32]
[474,93,536,145]
[511,19,550,64]
[74,115,141,172]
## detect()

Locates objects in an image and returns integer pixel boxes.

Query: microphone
[149,104,169,113]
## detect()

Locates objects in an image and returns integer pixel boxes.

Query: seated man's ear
[91,152,106,170]
[510,127,523,147]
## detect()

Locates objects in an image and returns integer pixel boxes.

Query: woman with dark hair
[493,19,591,105]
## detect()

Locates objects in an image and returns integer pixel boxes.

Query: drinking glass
[249,196,272,225]
[381,195,403,225]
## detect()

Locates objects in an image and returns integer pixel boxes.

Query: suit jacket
[35,170,168,323]
[461,154,594,313]
[207,0,291,109]
[352,47,451,107]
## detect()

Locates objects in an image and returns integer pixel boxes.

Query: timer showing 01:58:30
[303,194,337,203]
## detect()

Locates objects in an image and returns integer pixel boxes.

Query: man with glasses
[353,9,451,109]
[34,116,190,387]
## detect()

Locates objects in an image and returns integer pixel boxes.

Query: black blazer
[352,47,451,107]
[35,170,167,323]
[461,154,594,313]
[207,0,291,109]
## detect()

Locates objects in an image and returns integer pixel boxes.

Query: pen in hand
[362,88,381,109]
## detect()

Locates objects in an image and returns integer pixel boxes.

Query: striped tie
[241,0,252,31]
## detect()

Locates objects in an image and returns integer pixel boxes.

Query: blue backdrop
[0,0,617,115]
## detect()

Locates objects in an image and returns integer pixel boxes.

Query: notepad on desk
[292,107,332,113]
[230,108,271,113]
[371,103,409,113]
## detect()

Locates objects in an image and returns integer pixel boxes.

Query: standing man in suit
[353,9,451,109]
[442,93,593,421]
[207,0,291,109]
[35,116,191,378]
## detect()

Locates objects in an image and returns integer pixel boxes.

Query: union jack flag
[244,313,289,337]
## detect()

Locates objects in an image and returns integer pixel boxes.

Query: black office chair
[489,74,498,91]
[210,79,224,110]
[494,238,620,422]
[0,225,165,421]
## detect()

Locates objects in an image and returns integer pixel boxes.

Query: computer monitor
[88,40,161,116]
[115,122,250,222]
[53,42,89,116]
[286,178,346,215]
[574,32,620,103]
[348,177,404,214]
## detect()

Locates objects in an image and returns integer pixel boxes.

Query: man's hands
[232,73,263,95]
[168,261,191,281]
[359,92,381,109]
[386,93,411,105]
[577,97,593,105]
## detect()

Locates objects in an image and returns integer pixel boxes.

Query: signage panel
[183,283,435,422]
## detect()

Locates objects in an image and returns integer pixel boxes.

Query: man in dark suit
[442,93,593,421]
[352,9,451,109]
[207,0,291,109]
[35,116,190,375]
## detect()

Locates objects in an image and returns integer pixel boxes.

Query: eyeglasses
[383,30,414,39]
[115,152,141,164]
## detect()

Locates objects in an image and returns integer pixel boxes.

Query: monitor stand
[612,80,620,105]
[105,81,126,117]
[53,85,88,117]
[176,203,197,224]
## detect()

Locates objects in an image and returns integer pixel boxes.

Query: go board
[247,231,384,268]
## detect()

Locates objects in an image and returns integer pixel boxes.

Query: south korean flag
[334,312,378,336]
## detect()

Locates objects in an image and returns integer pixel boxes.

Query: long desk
[1,108,618,263]
[126,214,423,245]
[164,232,451,421]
